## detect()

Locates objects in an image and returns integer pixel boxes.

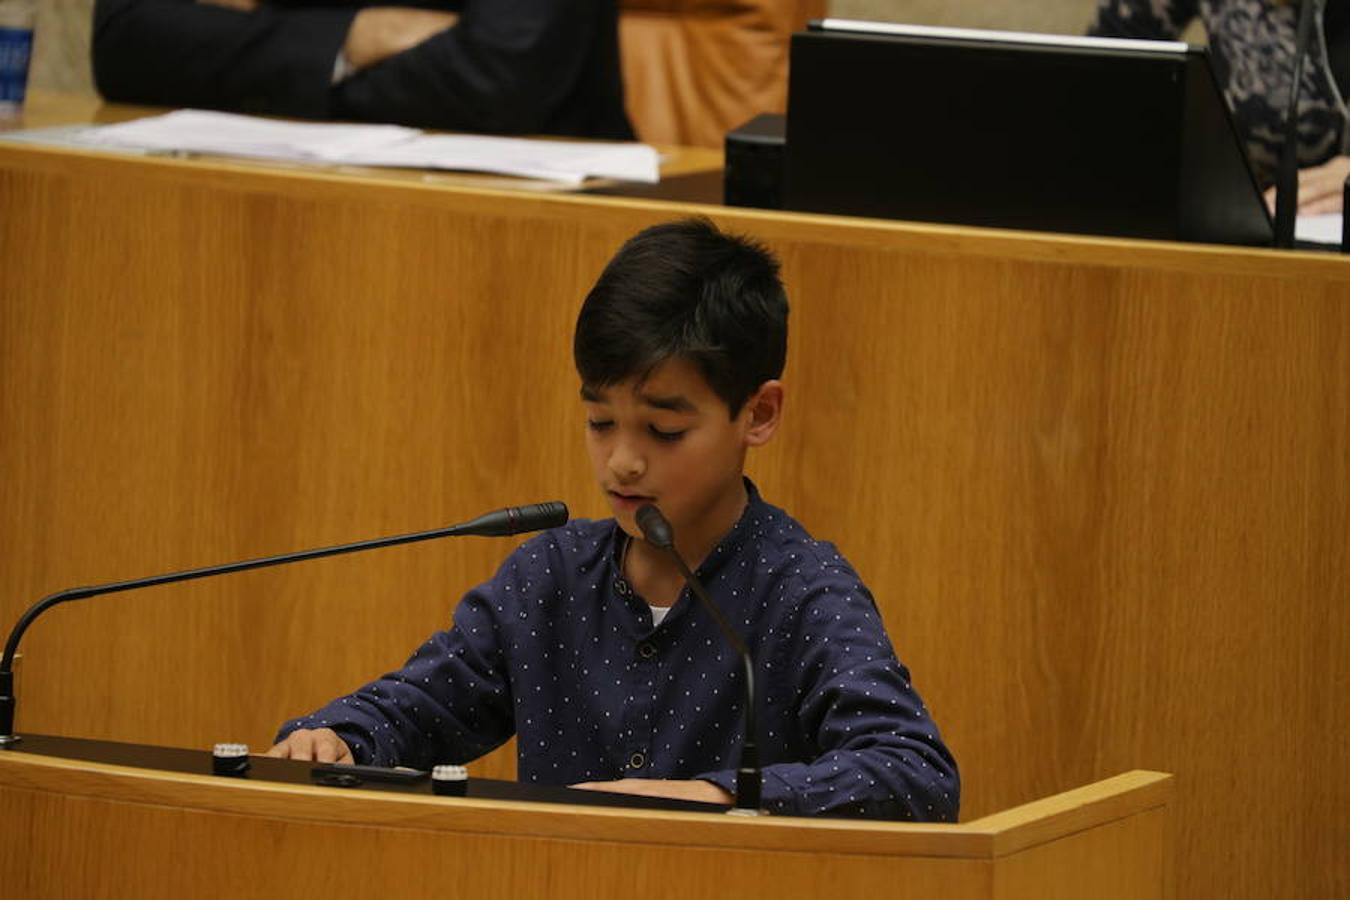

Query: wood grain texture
[1,103,1346,899]
[0,752,1169,855]
[0,752,1171,899]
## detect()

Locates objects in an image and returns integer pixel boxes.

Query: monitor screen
[785,20,1273,246]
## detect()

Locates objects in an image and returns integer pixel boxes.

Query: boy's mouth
[608,489,655,510]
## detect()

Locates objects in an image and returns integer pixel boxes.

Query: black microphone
[0,501,569,745]
[1274,0,1322,248]
[634,504,764,815]
[444,501,568,537]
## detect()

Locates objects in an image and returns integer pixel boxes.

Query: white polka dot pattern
[277,481,959,821]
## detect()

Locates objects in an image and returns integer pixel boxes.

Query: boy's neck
[623,480,749,609]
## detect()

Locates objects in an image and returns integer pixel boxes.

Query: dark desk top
[1,733,725,814]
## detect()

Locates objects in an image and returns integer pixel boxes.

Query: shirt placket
[611,572,661,776]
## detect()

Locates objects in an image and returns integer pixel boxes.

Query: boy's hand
[265,727,354,763]
[571,778,733,806]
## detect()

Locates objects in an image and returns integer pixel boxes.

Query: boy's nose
[608,443,645,482]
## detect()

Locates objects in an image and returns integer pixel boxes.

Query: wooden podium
[0,737,1172,899]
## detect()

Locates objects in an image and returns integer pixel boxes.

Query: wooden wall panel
[0,143,1346,898]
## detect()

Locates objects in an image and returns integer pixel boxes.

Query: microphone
[443,501,568,537]
[634,504,764,815]
[1274,0,1322,248]
[0,501,569,745]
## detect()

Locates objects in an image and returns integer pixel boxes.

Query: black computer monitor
[784,20,1273,246]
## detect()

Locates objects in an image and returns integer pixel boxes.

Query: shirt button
[614,579,631,597]
[628,752,646,769]
[638,642,657,659]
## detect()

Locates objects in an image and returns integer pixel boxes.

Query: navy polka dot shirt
[278,482,960,820]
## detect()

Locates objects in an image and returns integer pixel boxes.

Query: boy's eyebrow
[581,384,694,413]
[640,392,696,413]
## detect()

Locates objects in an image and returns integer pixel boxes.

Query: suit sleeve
[92,0,355,118]
[93,0,615,134]
[331,0,608,133]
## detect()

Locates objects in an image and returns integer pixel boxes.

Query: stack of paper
[77,109,660,185]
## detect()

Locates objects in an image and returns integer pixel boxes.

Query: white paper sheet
[1294,213,1344,247]
[79,110,420,161]
[75,109,660,184]
[337,134,660,185]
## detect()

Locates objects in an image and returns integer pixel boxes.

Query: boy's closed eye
[586,417,687,442]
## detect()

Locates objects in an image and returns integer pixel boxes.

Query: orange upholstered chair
[618,0,827,148]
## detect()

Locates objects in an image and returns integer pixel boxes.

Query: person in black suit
[91,0,634,140]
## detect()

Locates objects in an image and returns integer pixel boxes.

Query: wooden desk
[0,94,1345,899]
[0,738,1173,899]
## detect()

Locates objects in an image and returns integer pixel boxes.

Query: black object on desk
[725,113,787,210]
[785,20,1273,246]
[1344,175,1350,254]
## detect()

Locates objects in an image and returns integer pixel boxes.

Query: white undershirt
[649,605,671,627]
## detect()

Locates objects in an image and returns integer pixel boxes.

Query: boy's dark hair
[573,217,788,417]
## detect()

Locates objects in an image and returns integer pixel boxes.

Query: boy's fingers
[316,738,343,764]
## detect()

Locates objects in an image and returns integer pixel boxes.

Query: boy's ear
[742,380,784,447]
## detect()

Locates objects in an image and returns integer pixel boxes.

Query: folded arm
[93,0,611,133]
[93,0,357,117]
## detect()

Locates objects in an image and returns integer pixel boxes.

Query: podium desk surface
[1,732,725,813]
[0,90,726,201]
[0,734,1171,868]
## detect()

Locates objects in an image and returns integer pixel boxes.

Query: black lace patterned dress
[1090,0,1350,187]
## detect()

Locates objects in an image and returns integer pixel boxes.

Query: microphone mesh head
[635,504,674,548]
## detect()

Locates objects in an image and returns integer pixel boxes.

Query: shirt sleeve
[92,0,355,118]
[696,573,960,821]
[1087,0,1198,40]
[274,577,516,769]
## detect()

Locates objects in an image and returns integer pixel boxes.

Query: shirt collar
[607,477,768,588]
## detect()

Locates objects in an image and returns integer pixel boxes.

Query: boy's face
[581,357,779,556]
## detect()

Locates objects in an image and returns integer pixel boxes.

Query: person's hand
[571,778,734,805]
[265,727,354,763]
[344,8,458,72]
[197,0,260,11]
[1262,155,1350,216]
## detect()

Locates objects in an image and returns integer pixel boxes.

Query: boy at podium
[268,218,959,820]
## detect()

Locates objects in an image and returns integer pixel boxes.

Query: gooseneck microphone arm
[634,504,763,815]
[0,501,568,745]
